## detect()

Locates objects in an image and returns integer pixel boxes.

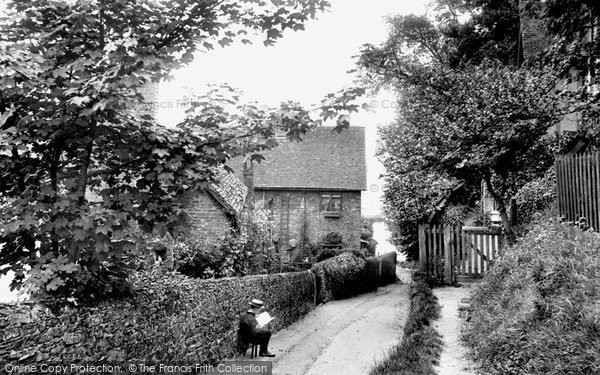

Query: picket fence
[418,224,503,283]
[555,152,600,231]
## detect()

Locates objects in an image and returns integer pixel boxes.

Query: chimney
[243,158,255,210]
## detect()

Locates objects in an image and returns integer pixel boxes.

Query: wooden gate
[418,224,503,283]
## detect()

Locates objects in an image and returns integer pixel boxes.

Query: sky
[158,0,430,217]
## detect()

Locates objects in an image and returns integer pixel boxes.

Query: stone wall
[255,189,362,259]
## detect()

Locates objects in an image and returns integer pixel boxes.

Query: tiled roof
[207,170,247,215]
[232,127,366,191]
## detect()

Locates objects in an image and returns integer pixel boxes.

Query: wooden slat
[590,154,597,230]
[460,227,466,274]
[596,153,600,231]
[566,155,573,221]
[419,224,426,272]
[557,158,562,217]
[592,153,598,231]
[570,154,576,221]
[586,154,592,227]
[429,224,435,276]
[443,226,452,284]
[564,156,571,221]
[579,154,584,221]
[479,234,485,274]
[472,234,477,275]
[487,233,492,272]
[437,225,442,278]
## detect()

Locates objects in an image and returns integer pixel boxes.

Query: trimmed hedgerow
[462,221,600,375]
[312,252,369,303]
[370,271,442,375]
[311,251,397,304]
[378,251,397,286]
[0,269,315,365]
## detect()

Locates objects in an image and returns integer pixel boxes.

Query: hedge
[1,251,399,365]
[378,251,397,286]
[312,251,397,304]
[0,269,315,365]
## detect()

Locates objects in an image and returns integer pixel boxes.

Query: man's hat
[249,299,264,308]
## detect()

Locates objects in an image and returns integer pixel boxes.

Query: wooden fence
[555,152,600,231]
[418,224,503,283]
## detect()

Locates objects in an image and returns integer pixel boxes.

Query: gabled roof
[236,126,366,191]
[207,170,247,216]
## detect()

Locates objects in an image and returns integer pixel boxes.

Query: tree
[0,0,353,301]
[361,6,564,256]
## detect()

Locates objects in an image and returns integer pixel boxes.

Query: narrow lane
[267,268,411,375]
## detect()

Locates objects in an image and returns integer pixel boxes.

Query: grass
[462,219,600,375]
[370,271,443,375]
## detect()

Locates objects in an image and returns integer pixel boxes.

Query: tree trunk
[76,121,96,205]
[484,175,515,245]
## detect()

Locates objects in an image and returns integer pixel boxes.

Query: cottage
[238,127,367,260]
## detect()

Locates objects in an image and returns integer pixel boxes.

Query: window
[321,194,341,217]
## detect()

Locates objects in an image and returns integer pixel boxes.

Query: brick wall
[183,191,234,243]
[520,1,548,60]
[255,189,362,260]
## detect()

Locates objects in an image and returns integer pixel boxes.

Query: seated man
[239,299,275,357]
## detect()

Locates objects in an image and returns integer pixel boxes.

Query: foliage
[388,1,521,68]
[363,6,564,247]
[172,234,217,279]
[315,248,339,262]
[172,230,251,279]
[322,231,342,244]
[370,271,442,375]
[1,269,316,365]
[311,252,379,304]
[463,221,600,375]
[514,166,557,227]
[360,217,377,256]
[173,209,278,278]
[439,204,470,226]
[0,0,379,301]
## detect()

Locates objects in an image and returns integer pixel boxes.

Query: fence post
[443,226,452,284]
[418,223,426,272]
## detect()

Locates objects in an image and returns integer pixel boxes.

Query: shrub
[370,271,442,375]
[515,166,556,227]
[311,252,377,303]
[172,230,252,279]
[463,220,600,375]
[323,231,342,244]
[378,251,397,286]
[315,248,366,263]
[361,218,378,257]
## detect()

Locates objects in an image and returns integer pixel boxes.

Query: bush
[312,252,377,304]
[323,231,342,244]
[515,166,556,226]
[361,218,378,257]
[463,220,600,375]
[378,251,397,286]
[315,248,366,263]
[171,230,252,279]
[370,271,442,375]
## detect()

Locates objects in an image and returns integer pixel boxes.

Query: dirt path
[432,279,479,375]
[257,268,411,375]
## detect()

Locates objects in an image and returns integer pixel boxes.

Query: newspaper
[256,311,274,327]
